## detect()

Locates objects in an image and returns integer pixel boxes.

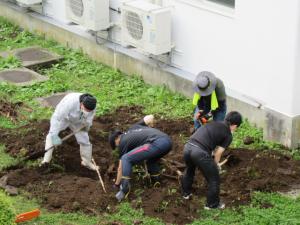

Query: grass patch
[0,145,18,170]
[0,190,100,225]
[0,191,15,225]
[108,202,164,225]
[0,16,192,126]
[0,191,165,225]
[232,119,300,159]
[190,192,300,225]
[0,116,18,129]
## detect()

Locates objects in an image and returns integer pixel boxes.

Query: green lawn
[0,16,300,225]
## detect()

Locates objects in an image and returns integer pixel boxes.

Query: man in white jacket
[41,93,98,170]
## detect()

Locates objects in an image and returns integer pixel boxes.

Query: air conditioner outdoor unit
[121,0,172,55]
[16,0,42,5]
[43,0,69,24]
[66,0,110,31]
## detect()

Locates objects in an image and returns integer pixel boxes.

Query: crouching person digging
[181,111,242,209]
[41,93,98,171]
[109,115,172,202]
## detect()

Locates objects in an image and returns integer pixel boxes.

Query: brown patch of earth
[1,105,300,225]
[0,99,23,121]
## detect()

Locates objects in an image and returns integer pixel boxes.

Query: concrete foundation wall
[0,1,299,148]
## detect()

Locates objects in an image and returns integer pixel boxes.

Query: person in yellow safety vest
[192,71,227,131]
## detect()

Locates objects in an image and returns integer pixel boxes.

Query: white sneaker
[204,202,225,210]
[182,193,192,200]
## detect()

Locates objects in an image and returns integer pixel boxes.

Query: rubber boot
[116,178,130,202]
[80,145,98,171]
[41,135,54,164]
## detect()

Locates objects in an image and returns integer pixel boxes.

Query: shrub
[0,193,15,225]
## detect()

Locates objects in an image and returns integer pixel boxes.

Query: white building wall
[164,0,300,117]
[293,3,300,115]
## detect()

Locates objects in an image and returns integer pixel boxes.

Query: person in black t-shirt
[181,111,242,210]
[109,115,172,202]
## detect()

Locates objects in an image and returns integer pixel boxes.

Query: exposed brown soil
[1,105,300,225]
[0,99,23,121]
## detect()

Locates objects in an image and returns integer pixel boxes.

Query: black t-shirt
[118,120,168,158]
[189,121,232,155]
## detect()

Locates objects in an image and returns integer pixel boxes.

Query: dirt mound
[220,149,300,205]
[1,105,300,225]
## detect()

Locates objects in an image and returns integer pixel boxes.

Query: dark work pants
[181,142,220,208]
[121,136,172,179]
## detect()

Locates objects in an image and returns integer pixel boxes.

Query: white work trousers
[42,116,91,163]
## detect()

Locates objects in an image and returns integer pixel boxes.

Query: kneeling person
[109,116,172,202]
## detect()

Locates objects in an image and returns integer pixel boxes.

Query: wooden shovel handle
[92,158,107,193]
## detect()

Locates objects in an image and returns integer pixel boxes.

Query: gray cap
[193,71,217,96]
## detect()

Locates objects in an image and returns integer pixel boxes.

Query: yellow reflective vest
[192,91,219,110]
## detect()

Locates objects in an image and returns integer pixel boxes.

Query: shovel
[15,209,40,223]
[219,154,232,167]
[91,158,107,193]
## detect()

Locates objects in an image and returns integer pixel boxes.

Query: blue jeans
[193,102,227,130]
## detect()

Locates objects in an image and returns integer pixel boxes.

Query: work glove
[195,110,204,120]
[112,183,120,191]
[144,115,155,127]
[51,135,62,146]
[199,111,213,124]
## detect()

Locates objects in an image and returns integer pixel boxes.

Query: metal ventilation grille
[69,0,84,17]
[125,11,143,40]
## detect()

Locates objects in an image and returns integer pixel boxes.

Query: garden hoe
[15,209,40,223]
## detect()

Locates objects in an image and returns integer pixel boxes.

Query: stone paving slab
[0,67,48,86]
[36,91,73,108]
[0,46,63,67]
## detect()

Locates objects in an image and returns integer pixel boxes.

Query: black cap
[109,130,123,149]
[80,93,97,111]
